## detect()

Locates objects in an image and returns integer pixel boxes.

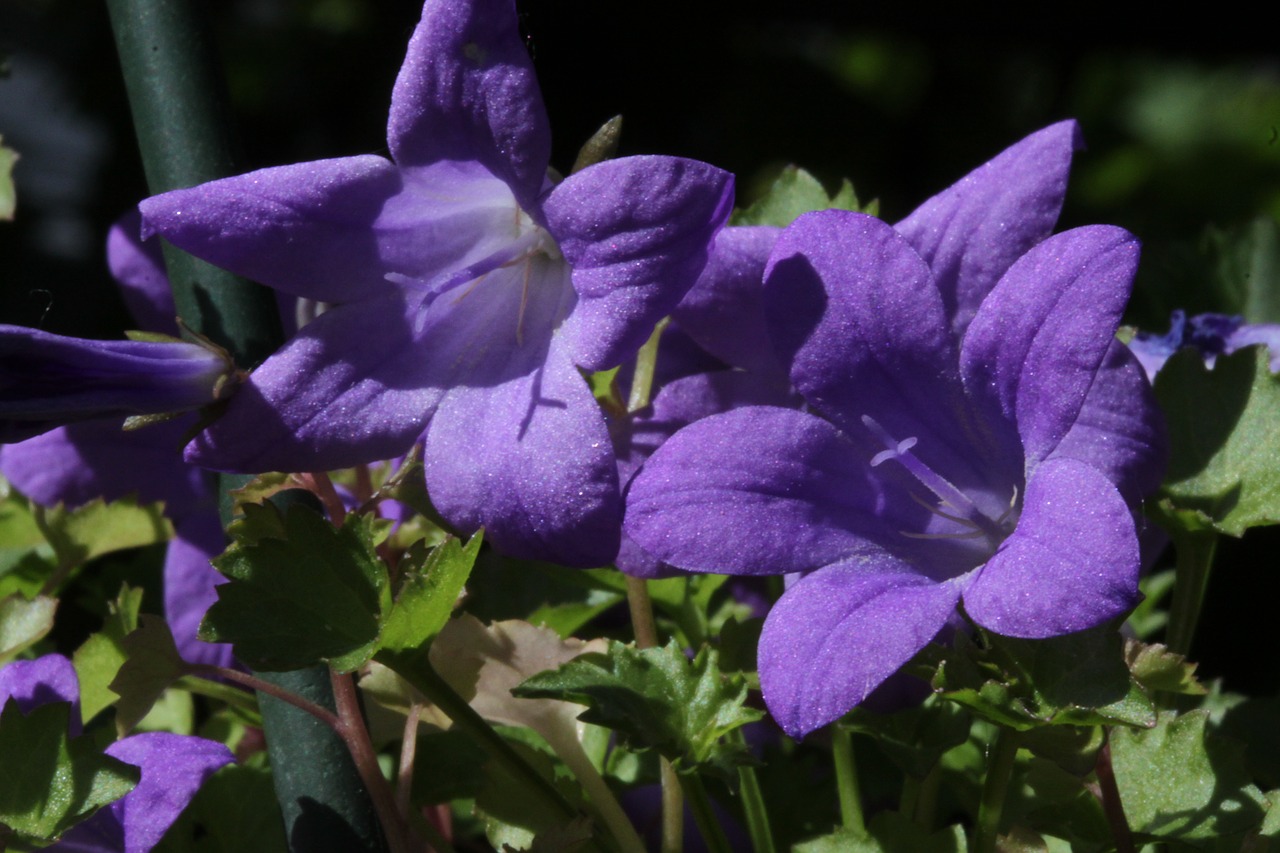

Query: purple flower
[138,0,732,566]
[1129,309,1280,379]
[0,655,233,853]
[0,325,236,444]
[625,122,1167,737]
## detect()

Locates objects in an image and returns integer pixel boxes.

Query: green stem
[627,318,668,414]
[900,765,941,830]
[545,729,647,853]
[680,774,732,853]
[973,727,1020,853]
[831,724,865,834]
[729,730,776,853]
[173,674,262,721]
[1165,525,1219,657]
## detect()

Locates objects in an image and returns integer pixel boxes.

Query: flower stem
[1094,739,1135,853]
[680,774,732,853]
[1165,525,1219,657]
[972,726,1020,853]
[831,723,865,834]
[627,318,668,414]
[729,730,776,853]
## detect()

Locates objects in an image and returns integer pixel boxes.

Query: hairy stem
[730,730,776,853]
[973,727,1020,853]
[1095,739,1135,853]
[831,724,865,834]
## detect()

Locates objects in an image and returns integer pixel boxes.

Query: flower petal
[105,733,233,853]
[759,560,961,737]
[960,225,1140,469]
[0,654,80,724]
[672,225,784,376]
[895,120,1082,338]
[547,156,734,371]
[624,406,906,576]
[107,212,176,336]
[185,293,441,473]
[166,516,235,669]
[139,156,404,303]
[963,456,1139,638]
[388,0,551,212]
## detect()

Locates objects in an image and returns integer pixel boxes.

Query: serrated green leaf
[513,639,762,775]
[380,532,481,653]
[0,701,139,842]
[201,504,390,672]
[110,615,188,737]
[1112,710,1268,844]
[72,584,144,723]
[38,496,173,571]
[794,812,967,852]
[0,494,49,580]
[1125,639,1207,696]
[845,694,971,778]
[151,762,287,853]
[0,594,56,662]
[1156,346,1280,534]
[734,165,871,227]
[0,137,16,220]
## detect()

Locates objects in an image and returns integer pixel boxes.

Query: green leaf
[152,762,287,853]
[513,639,762,776]
[0,594,56,662]
[844,694,972,778]
[72,584,144,723]
[38,496,173,571]
[0,137,16,220]
[794,812,967,852]
[1156,346,1280,535]
[0,701,139,842]
[0,493,51,582]
[1124,639,1207,696]
[1206,215,1280,324]
[734,165,872,227]
[109,615,189,737]
[201,504,390,672]
[379,532,481,653]
[1111,710,1268,844]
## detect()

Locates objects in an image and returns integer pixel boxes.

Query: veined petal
[963,456,1139,638]
[672,226,785,376]
[185,293,441,473]
[759,560,962,737]
[1052,339,1167,503]
[961,225,1140,470]
[624,406,906,576]
[166,516,235,669]
[139,156,404,304]
[896,120,1082,338]
[547,156,734,371]
[388,0,550,212]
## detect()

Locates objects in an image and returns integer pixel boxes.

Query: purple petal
[186,293,441,473]
[758,560,962,737]
[0,418,210,522]
[1227,324,1280,372]
[424,324,620,567]
[624,406,902,576]
[139,156,404,304]
[671,225,784,376]
[388,0,550,212]
[0,654,80,729]
[105,733,233,853]
[1051,339,1167,503]
[547,156,734,371]
[895,120,1082,338]
[166,516,235,669]
[963,457,1139,638]
[107,212,176,336]
[960,225,1140,470]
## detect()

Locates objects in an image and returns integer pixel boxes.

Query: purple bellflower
[0,655,233,852]
[138,0,733,567]
[0,217,233,669]
[0,325,236,444]
[625,122,1167,737]
[1129,309,1280,379]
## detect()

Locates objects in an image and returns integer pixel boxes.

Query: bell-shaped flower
[0,325,236,444]
[0,655,233,852]
[138,0,733,566]
[625,123,1167,737]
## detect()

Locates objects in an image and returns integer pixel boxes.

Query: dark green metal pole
[105,3,384,850]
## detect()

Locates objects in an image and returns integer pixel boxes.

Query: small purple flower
[0,325,236,444]
[1129,309,1280,379]
[0,655,233,853]
[138,0,732,566]
[625,122,1167,736]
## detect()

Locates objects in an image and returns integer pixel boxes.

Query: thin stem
[831,724,865,834]
[397,704,423,819]
[1165,526,1219,657]
[406,807,457,853]
[173,673,260,719]
[545,730,647,853]
[331,671,416,853]
[627,318,668,414]
[973,727,1020,853]
[680,774,732,853]
[186,663,341,732]
[305,471,348,525]
[625,575,660,650]
[1095,739,1135,853]
[730,730,775,853]
[900,765,941,830]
